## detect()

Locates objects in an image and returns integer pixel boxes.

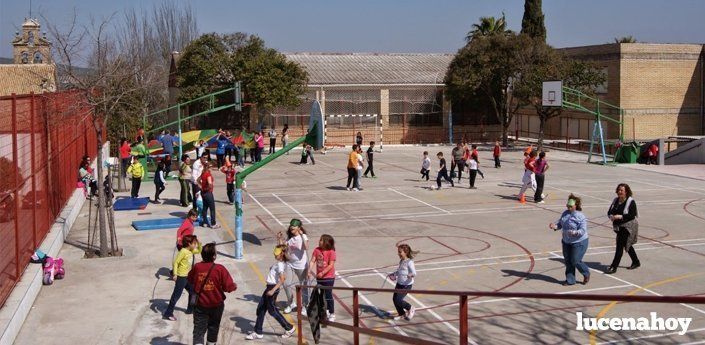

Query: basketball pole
[234,101,324,259]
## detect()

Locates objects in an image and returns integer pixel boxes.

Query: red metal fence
[296,285,705,345]
[0,91,97,308]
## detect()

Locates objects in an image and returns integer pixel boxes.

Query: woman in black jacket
[606,183,640,274]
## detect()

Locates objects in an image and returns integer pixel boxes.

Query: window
[33,52,43,63]
[21,52,29,64]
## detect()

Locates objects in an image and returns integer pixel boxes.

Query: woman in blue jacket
[549,194,590,286]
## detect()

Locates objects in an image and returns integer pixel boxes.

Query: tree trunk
[95,124,109,257]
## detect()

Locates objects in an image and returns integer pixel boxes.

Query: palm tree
[614,36,637,43]
[465,13,509,42]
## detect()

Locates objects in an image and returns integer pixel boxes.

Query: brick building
[513,43,705,143]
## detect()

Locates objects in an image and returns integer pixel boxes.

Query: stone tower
[11,18,52,64]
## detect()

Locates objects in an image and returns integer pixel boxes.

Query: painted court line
[388,188,451,214]
[272,193,312,224]
[336,274,410,337]
[248,193,285,227]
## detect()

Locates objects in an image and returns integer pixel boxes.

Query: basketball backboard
[542,81,563,107]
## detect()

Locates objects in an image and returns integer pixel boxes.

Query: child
[356,146,364,188]
[176,209,199,250]
[163,154,172,179]
[154,161,166,204]
[471,144,484,179]
[246,245,296,340]
[278,219,309,315]
[467,153,479,189]
[195,191,210,226]
[519,151,538,204]
[126,155,144,198]
[163,234,202,321]
[308,234,337,322]
[306,144,315,165]
[299,143,308,165]
[363,141,376,178]
[388,244,417,321]
[420,151,431,181]
[493,141,502,168]
[435,152,454,190]
[195,140,206,160]
[220,160,236,205]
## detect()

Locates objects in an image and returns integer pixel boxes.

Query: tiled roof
[0,64,56,97]
[285,53,453,86]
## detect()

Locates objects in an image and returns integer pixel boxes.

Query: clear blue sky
[1,0,704,59]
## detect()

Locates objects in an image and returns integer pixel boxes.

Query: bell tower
[11,18,52,64]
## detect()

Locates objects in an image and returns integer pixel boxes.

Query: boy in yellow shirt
[164,234,202,321]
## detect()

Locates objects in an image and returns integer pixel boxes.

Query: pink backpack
[42,257,65,285]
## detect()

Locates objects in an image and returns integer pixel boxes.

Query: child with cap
[246,244,296,340]
[278,219,310,314]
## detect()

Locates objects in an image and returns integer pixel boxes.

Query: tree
[45,3,198,256]
[446,33,527,146]
[511,38,605,150]
[521,0,546,42]
[465,14,509,42]
[614,36,637,43]
[176,33,308,124]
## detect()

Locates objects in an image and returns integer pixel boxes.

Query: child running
[420,151,431,181]
[471,144,484,179]
[518,151,538,203]
[246,245,296,340]
[308,234,337,322]
[363,141,376,178]
[388,244,417,321]
[435,152,454,190]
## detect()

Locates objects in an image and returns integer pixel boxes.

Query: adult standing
[278,219,310,314]
[346,145,360,191]
[534,151,550,204]
[198,164,220,229]
[189,242,237,345]
[606,183,640,274]
[191,154,206,211]
[450,142,464,182]
[179,154,193,207]
[160,131,177,175]
[268,127,277,154]
[224,131,233,161]
[119,137,131,177]
[549,195,590,285]
[282,124,290,154]
[216,133,227,168]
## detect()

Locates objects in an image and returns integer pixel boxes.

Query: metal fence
[0,91,97,308]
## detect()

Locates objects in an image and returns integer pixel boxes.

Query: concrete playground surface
[12,146,705,344]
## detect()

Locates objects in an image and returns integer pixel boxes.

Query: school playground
[209,145,705,344]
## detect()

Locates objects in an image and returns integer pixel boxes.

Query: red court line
[255,215,278,237]
[684,198,705,222]
[427,236,462,255]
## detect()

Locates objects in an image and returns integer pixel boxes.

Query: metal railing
[295,285,705,345]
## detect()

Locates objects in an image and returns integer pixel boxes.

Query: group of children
[421,141,500,190]
[517,145,550,204]
[345,142,377,191]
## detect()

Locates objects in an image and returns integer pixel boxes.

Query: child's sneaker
[327,313,336,322]
[163,315,177,321]
[352,188,359,192]
[346,187,351,191]
[282,326,296,338]
[245,332,263,340]
[406,306,416,320]
[284,303,296,314]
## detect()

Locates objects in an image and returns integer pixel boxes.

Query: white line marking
[272,193,311,224]
[467,285,632,306]
[264,199,410,208]
[547,185,612,203]
[248,193,284,227]
[388,188,451,214]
